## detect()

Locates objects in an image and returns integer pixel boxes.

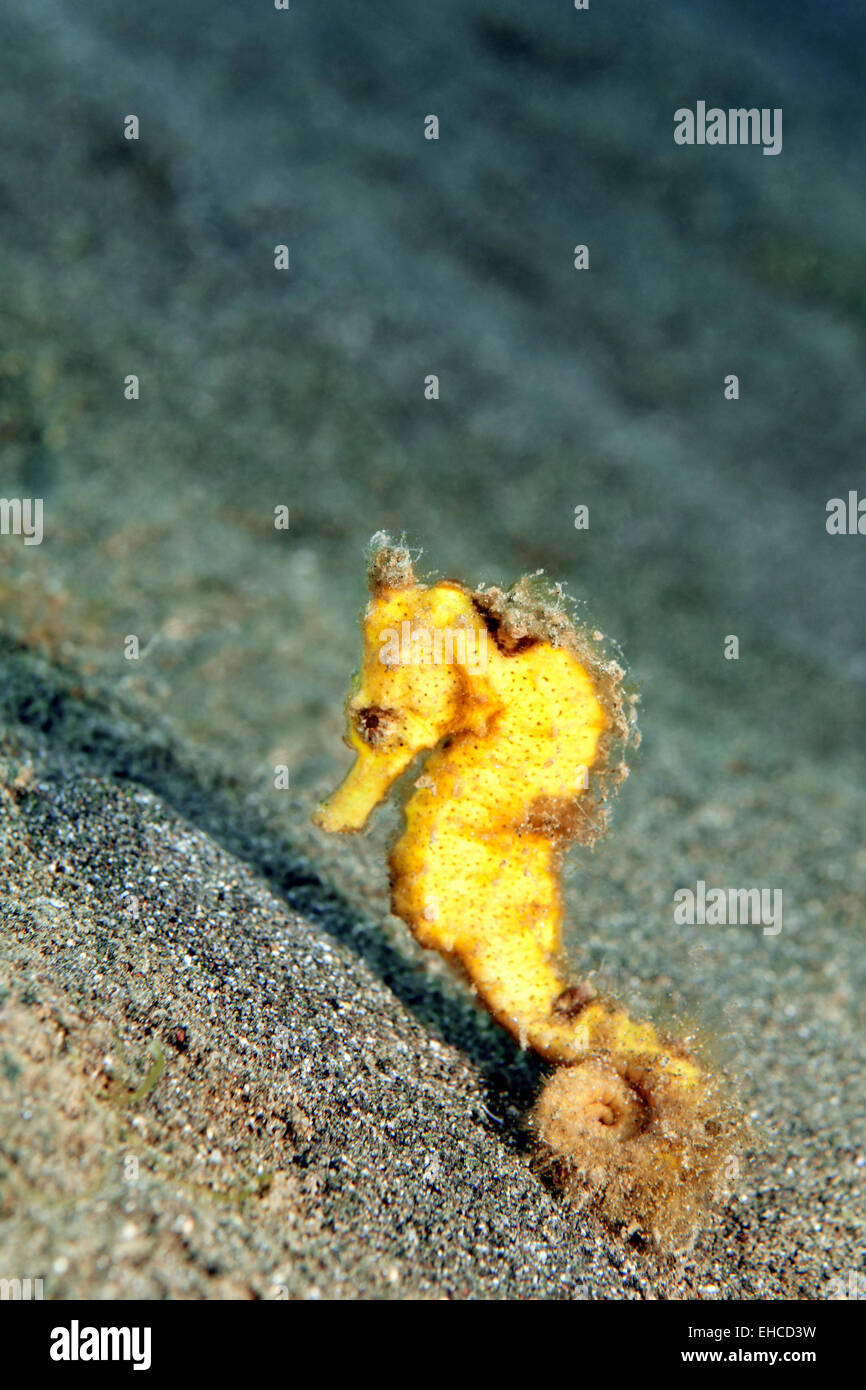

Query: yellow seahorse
[314,534,738,1246]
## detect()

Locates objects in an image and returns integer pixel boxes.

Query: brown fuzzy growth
[522,793,602,847]
[551,982,599,1019]
[471,592,540,654]
[365,531,416,593]
[530,1056,743,1251]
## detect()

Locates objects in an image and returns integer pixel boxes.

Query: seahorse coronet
[315,534,740,1247]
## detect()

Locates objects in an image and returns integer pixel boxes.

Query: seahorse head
[313,534,488,832]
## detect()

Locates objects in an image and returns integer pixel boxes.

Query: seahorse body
[315,535,738,1245]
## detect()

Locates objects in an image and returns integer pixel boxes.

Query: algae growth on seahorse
[314,533,740,1247]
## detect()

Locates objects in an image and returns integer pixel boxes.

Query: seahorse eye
[352,704,402,749]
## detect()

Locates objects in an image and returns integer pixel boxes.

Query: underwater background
[1,0,864,1297]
